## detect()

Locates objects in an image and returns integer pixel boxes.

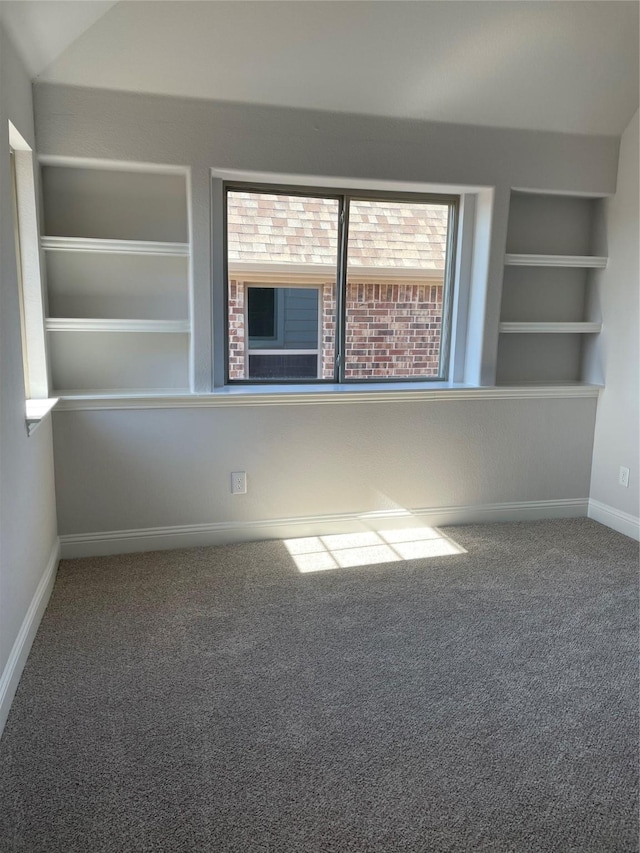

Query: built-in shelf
[41,236,190,256]
[498,192,607,386]
[41,165,191,395]
[46,318,190,333]
[499,322,602,334]
[504,254,607,268]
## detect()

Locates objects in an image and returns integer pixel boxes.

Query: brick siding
[228,280,246,379]
[345,281,443,378]
[228,279,443,380]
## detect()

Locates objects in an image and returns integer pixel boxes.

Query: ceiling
[1,1,638,136]
[0,1,117,77]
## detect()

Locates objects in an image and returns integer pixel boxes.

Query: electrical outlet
[619,466,630,488]
[231,471,247,494]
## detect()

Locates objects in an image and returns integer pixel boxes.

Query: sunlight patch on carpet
[284,527,466,573]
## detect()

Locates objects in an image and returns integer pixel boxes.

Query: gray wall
[0,27,58,704]
[589,110,640,518]
[53,398,597,537]
[33,84,619,192]
[32,83,625,543]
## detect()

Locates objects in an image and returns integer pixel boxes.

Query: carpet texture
[0,519,637,852]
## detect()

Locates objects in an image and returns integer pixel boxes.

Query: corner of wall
[0,18,60,739]
[0,540,60,738]
[588,109,639,536]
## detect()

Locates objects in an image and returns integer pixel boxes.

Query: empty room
[0,2,638,851]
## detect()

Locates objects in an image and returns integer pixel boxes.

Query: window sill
[52,383,603,411]
[25,397,59,435]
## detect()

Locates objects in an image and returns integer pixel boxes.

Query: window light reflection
[284,527,466,573]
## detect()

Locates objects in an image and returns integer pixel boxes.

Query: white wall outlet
[619,466,630,488]
[231,471,247,494]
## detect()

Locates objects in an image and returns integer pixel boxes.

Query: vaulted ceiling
[1,1,638,136]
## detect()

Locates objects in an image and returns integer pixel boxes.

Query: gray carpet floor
[0,518,637,853]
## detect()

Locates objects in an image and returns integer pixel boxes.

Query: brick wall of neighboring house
[228,280,246,379]
[227,279,443,380]
[321,283,336,379]
[344,281,443,378]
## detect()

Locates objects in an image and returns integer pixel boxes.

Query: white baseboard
[60,498,589,558]
[588,499,640,541]
[0,538,60,738]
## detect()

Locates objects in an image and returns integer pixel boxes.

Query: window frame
[224,182,459,386]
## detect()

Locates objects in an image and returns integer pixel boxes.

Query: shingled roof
[227,192,448,270]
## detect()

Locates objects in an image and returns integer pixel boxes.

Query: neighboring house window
[226,187,457,383]
[246,285,322,379]
[248,287,278,341]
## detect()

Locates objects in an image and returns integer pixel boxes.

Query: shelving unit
[40,164,191,394]
[496,191,607,386]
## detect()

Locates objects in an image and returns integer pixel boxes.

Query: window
[246,285,321,379]
[226,187,458,383]
[248,287,278,341]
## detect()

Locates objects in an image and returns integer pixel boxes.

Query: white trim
[588,500,640,541]
[41,237,190,256]
[25,397,58,419]
[499,322,602,334]
[504,254,608,268]
[0,539,60,738]
[60,499,589,558]
[53,383,603,411]
[46,319,190,334]
[9,123,49,399]
[25,397,59,436]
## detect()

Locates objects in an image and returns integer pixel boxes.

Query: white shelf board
[25,397,59,435]
[53,383,603,411]
[499,322,602,334]
[46,318,190,333]
[504,254,607,268]
[41,236,190,256]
